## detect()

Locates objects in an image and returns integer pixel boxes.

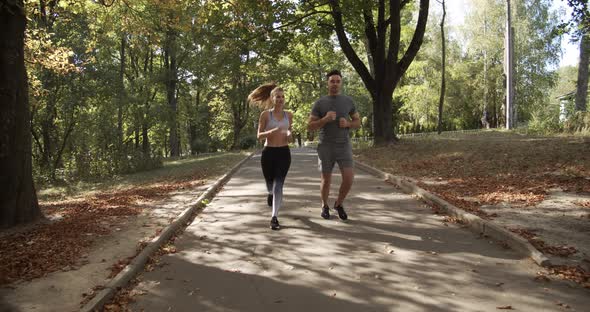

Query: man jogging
[307,70,361,220]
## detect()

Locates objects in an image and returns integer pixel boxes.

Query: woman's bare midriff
[265,130,290,147]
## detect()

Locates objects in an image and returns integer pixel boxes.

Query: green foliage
[564,111,590,134]
[398,4,489,132]
[239,136,258,150]
[560,0,590,38]
[190,139,209,154]
[23,0,574,187]
[525,105,563,134]
[549,65,578,121]
[397,0,561,133]
[278,30,349,140]
[513,0,561,122]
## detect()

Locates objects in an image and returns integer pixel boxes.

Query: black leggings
[261,146,291,217]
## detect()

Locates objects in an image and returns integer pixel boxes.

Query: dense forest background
[19,0,583,185]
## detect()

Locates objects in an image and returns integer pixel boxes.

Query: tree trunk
[118,34,126,153]
[52,116,75,178]
[232,124,242,150]
[328,0,429,144]
[437,0,446,134]
[229,67,250,150]
[482,14,490,129]
[142,121,150,157]
[505,1,515,129]
[231,97,250,150]
[189,89,200,155]
[142,50,154,158]
[0,1,41,228]
[40,107,52,169]
[575,33,590,112]
[39,82,60,175]
[134,127,140,149]
[362,36,376,78]
[164,29,179,157]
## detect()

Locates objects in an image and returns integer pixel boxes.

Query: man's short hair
[326,69,342,79]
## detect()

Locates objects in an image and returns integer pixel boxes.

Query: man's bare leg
[334,167,354,207]
[320,172,332,207]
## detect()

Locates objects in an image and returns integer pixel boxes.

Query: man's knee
[340,167,354,182]
[321,173,332,184]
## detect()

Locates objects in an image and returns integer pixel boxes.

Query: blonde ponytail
[248,82,284,109]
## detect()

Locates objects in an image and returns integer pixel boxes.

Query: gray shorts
[317,143,353,173]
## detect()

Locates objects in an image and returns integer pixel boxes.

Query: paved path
[129,148,589,311]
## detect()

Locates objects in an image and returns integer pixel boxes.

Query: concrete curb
[355,160,552,268]
[80,152,256,312]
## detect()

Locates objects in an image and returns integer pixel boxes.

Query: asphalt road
[128,148,590,312]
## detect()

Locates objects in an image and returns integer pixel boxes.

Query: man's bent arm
[349,112,361,129]
[308,115,328,131]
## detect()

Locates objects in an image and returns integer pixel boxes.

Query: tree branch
[97,0,116,7]
[398,0,430,83]
[243,10,331,42]
[31,127,44,156]
[401,0,412,9]
[363,6,378,63]
[386,0,401,73]
[328,0,375,92]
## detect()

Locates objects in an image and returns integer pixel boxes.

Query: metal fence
[397,128,486,138]
[303,129,489,148]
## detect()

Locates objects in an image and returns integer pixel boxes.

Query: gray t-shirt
[311,95,356,144]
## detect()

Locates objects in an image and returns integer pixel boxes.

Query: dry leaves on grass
[419,176,549,216]
[509,228,579,257]
[103,287,135,312]
[79,285,107,306]
[101,239,182,311]
[442,216,465,224]
[356,133,590,211]
[507,230,590,286]
[556,302,571,309]
[535,266,590,289]
[0,203,138,286]
[508,228,537,240]
[547,265,590,286]
[0,179,202,286]
[109,256,136,278]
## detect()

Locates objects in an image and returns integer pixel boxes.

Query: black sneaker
[321,205,330,219]
[334,204,348,220]
[270,216,280,230]
[267,194,273,207]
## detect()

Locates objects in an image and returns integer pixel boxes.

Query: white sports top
[265,110,289,131]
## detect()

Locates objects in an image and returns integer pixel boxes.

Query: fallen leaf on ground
[556,302,571,309]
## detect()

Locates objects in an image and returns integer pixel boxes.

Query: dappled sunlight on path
[128,148,590,311]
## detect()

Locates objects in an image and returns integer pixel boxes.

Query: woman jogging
[248,83,292,230]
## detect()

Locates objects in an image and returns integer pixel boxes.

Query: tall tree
[564,0,590,111]
[505,0,515,129]
[511,0,560,123]
[575,33,589,112]
[163,25,180,156]
[326,0,430,143]
[437,0,446,134]
[462,0,506,128]
[1,0,41,227]
[117,32,127,160]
